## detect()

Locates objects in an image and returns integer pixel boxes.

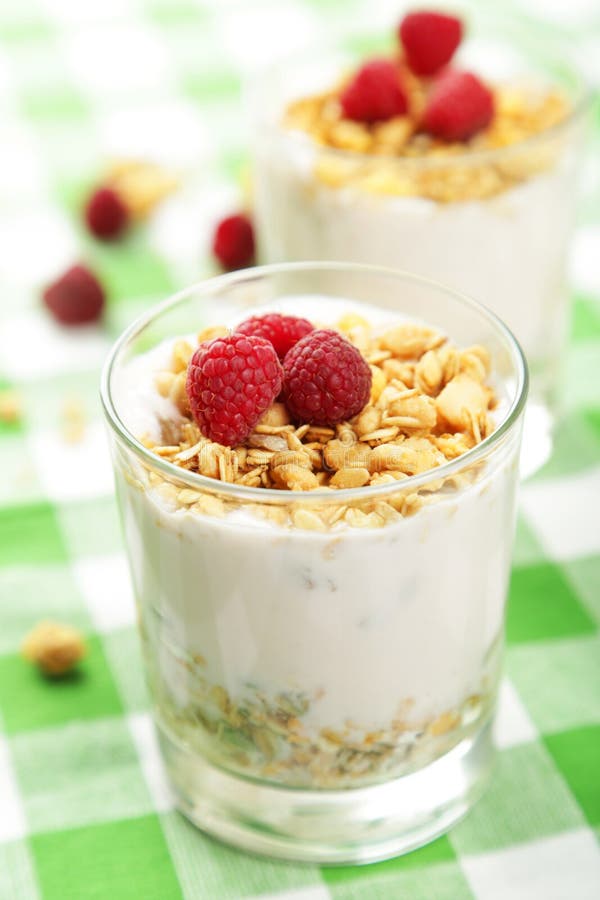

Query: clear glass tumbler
[101,263,527,863]
[252,34,588,476]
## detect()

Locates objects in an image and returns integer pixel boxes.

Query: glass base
[158,717,495,864]
[520,399,553,480]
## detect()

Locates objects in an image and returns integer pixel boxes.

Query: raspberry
[340,59,408,123]
[422,70,494,141]
[399,11,463,77]
[212,213,255,270]
[186,333,283,447]
[85,186,129,240]
[283,330,372,426]
[235,313,314,360]
[42,264,105,326]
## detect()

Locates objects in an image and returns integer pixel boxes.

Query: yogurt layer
[255,144,577,386]
[113,298,521,788]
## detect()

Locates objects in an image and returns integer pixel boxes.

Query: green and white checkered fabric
[0,1,599,898]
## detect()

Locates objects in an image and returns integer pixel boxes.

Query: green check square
[182,69,241,104]
[0,563,89,655]
[0,18,53,44]
[106,294,173,340]
[563,555,600,624]
[564,344,600,411]
[544,726,600,826]
[323,835,456,886]
[161,811,322,898]
[571,295,600,341]
[147,0,208,26]
[89,239,176,305]
[0,636,122,734]
[52,171,93,217]
[323,839,472,900]
[506,561,595,644]
[57,495,122,558]
[326,862,473,900]
[0,412,23,437]
[11,716,154,832]
[217,148,249,184]
[585,409,600,441]
[20,83,88,123]
[31,815,182,900]
[0,502,68,566]
[449,742,586,854]
[306,0,360,6]
[342,32,394,57]
[508,636,600,734]
[532,411,600,480]
[0,841,40,900]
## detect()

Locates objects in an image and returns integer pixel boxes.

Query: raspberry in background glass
[252,10,590,476]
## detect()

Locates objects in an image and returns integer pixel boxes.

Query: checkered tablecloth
[0,1,599,898]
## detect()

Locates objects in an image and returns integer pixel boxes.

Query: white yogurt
[254,135,579,395]
[113,300,521,787]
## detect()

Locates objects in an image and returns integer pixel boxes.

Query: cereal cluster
[284,82,569,202]
[22,621,86,676]
[145,314,497,527]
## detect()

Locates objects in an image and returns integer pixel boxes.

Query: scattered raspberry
[43,264,105,326]
[340,59,408,123]
[422,70,494,141]
[399,11,463,76]
[85,186,129,240]
[186,333,283,447]
[235,313,314,361]
[283,330,372,426]
[212,213,255,270]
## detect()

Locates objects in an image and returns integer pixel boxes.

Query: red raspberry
[235,313,314,361]
[186,333,283,447]
[42,264,105,325]
[422,70,494,141]
[399,11,463,77]
[212,213,255,270]
[283,330,372,426]
[340,59,408,123]
[85,186,129,240]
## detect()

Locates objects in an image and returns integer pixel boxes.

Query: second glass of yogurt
[101,262,527,863]
[252,17,588,475]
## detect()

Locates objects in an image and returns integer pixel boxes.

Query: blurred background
[1,0,598,504]
[1,0,599,327]
[0,2,599,899]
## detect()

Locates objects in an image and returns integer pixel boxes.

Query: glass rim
[100,261,529,505]
[253,46,593,170]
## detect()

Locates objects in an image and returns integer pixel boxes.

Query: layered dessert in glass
[253,11,587,473]
[102,263,527,863]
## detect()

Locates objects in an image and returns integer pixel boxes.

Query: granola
[283,82,570,202]
[0,389,21,424]
[105,158,178,219]
[142,313,498,529]
[22,621,86,676]
[151,634,500,788]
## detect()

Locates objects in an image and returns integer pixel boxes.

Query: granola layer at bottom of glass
[143,632,502,789]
